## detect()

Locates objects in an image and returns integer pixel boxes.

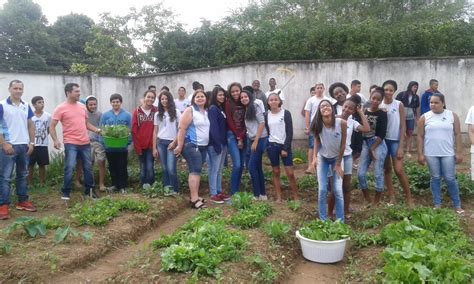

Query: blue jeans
[0,144,29,205]
[207,145,227,196]
[227,131,247,195]
[139,149,155,186]
[357,137,387,192]
[248,137,268,197]
[63,143,94,196]
[157,139,178,192]
[317,155,344,222]
[425,155,461,208]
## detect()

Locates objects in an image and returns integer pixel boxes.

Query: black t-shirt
[363,109,388,139]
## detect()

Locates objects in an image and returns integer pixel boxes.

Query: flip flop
[191,199,207,209]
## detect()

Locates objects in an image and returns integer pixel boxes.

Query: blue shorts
[328,155,352,177]
[308,135,314,149]
[406,119,415,132]
[181,142,207,174]
[267,143,293,167]
[385,139,400,158]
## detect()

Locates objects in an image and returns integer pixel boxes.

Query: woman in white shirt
[153,91,180,193]
[417,93,464,214]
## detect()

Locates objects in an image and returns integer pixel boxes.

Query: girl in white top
[380,80,413,207]
[264,93,298,202]
[311,99,347,222]
[174,91,210,209]
[465,105,474,181]
[417,93,463,213]
[152,91,181,193]
[327,92,370,219]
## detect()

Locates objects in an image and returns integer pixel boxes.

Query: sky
[0,0,250,29]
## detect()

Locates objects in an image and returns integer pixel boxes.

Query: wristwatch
[96,128,102,134]
[29,142,35,146]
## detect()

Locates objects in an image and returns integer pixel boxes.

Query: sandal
[191,199,207,209]
[189,197,207,205]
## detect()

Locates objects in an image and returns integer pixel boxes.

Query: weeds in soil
[287,200,302,211]
[54,225,93,244]
[70,197,149,226]
[296,175,317,191]
[230,193,273,229]
[142,181,175,198]
[291,149,307,164]
[263,221,291,242]
[0,239,12,255]
[361,214,385,229]
[5,216,47,238]
[246,254,279,283]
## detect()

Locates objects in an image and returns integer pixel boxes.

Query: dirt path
[286,257,345,283]
[51,208,196,283]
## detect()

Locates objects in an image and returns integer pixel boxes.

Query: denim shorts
[181,142,207,174]
[385,139,400,158]
[267,142,293,167]
[406,119,415,132]
[327,155,352,177]
[308,135,314,149]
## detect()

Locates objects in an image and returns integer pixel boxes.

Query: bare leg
[98,160,106,188]
[272,166,282,202]
[39,166,46,184]
[189,174,200,202]
[284,166,298,200]
[306,148,314,172]
[343,175,352,216]
[393,158,413,207]
[373,191,383,206]
[28,166,34,184]
[384,156,396,204]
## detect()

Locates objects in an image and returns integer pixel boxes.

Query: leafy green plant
[5,216,47,238]
[296,175,317,191]
[40,216,65,229]
[142,181,175,198]
[263,221,291,242]
[361,215,385,229]
[246,254,279,283]
[456,172,474,195]
[287,200,302,211]
[299,219,351,241]
[404,161,431,194]
[231,192,255,210]
[0,239,12,255]
[70,197,149,226]
[291,148,307,163]
[102,124,130,138]
[54,225,93,244]
[352,232,381,248]
[230,202,273,229]
[154,208,247,278]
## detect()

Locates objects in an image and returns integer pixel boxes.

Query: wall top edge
[1,55,473,79]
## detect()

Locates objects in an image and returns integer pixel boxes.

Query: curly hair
[157,90,177,122]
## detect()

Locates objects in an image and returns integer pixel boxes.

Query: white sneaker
[259,195,268,201]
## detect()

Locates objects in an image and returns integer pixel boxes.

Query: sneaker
[16,201,37,212]
[142,183,151,190]
[210,195,224,204]
[259,195,268,201]
[107,186,117,193]
[455,208,465,215]
[253,196,259,201]
[85,189,98,199]
[61,192,71,201]
[119,188,128,194]
[0,205,10,220]
[218,192,231,201]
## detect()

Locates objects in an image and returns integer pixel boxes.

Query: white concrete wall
[135,57,474,138]
[1,57,473,142]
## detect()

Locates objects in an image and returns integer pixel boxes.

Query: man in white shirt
[0,80,37,219]
[347,79,368,104]
[175,86,190,113]
[265,78,285,101]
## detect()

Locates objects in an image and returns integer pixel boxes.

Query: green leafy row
[70,197,149,226]
[230,192,273,229]
[380,208,474,283]
[299,219,351,241]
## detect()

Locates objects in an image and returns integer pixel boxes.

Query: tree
[0,0,64,72]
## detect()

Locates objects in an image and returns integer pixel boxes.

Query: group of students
[0,77,471,221]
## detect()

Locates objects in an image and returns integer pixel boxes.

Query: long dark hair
[241,89,257,121]
[157,91,177,122]
[227,82,243,114]
[210,86,226,109]
[311,99,335,136]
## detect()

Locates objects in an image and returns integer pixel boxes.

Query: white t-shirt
[32,112,51,146]
[265,89,285,101]
[346,93,367,104]
[465,106,474,153]
[304,96,336,124]
[267,109,286,144]
[423,110,455,156]
[154,111,181,141]
[318,118,343,159]
[380,100,401,140]
[344,118,361,156]
[174,98,190,113]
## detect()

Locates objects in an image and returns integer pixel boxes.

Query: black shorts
[29,146,49,166]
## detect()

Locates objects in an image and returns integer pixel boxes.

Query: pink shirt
[52,102,89,145]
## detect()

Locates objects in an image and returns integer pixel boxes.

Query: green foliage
[142,181,175,198]
[352,232,381,249]
[153,208,247,277]
[361,215,385,229]
[263,221,290,242]
[246,254,279,283]
[287,200,301,211]
[231,192,255,210]
[0,239,12,255]
[230,201,273,229]
[5,216,47,238]
[296,175,317,191]
[45,152,65,186]
[456,172,474,195]
[54,225,93,244]
[299,219,351,241]
[40,216,65,229]
[404,161,431,194]
[291,148,307,164]
[102,125,130,138]
[380,207,474,283]
[70,197,149,226]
